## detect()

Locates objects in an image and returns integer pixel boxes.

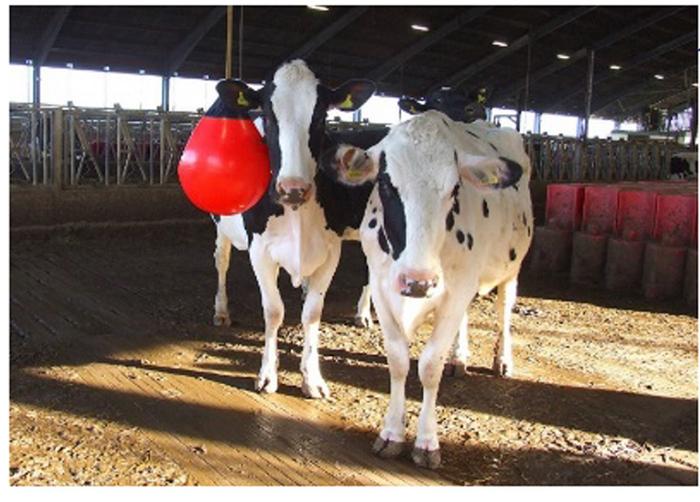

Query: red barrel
[581,185,620,235]
[615,189,657,241]
[642,242,687,300]
[652,193,698,247]
[545,183,587,231]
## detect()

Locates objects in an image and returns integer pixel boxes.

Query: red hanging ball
[178,88,270,215]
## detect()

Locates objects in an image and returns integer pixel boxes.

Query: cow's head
[399,87,489,123]
[216,60,375,208]
[328,112,522,298]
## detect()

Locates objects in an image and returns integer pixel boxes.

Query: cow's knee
[418,353,444,388]
[264,305,284,328]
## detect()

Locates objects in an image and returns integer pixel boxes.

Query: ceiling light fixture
[609,64,621,70]
[138,69,146,75]
[411,24,429,32]
[66,62,74,69]
[654,74,665,80]
[103,65,110,71]
[556,54,570,60]
[307,5,328,11]
[492,40,508,48]
[692,83,698,88]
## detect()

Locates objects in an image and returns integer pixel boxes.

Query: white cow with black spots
[328,110,533,468]
[211,60,378,399]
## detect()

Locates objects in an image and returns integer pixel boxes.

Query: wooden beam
[426,6,595,93]
[283,7,368,62]
[365,6,491,82]
[544,30,697,112]
[35,6,72,67]
[167,7,226,75]
[494,8,687,105]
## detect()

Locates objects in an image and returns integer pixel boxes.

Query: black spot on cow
[372,207,377,214]
[378,226,390,255]
[527,226,531,237]
[482,199,489,218]
[466,130,479,139]
[377,152,406,260]
[442,118,450,128]
[446,211,455,231]
[467,233,474,250]
[509,248,517,261]
[489,142,499,152]
[522,213,527,226]
[368,218,377,229]
[497,157,524,189]
[456,230,465,244]
[453,150,459,165]
[210,213,221,224]
[451,184,461,214]
[512,183,519,192]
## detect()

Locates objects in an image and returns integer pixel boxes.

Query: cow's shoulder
[242,191,284,243]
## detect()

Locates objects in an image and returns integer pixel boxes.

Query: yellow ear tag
[410,106,417,113]
[236,91,250,107]
[339,93,354,109]
[346,168,364,181]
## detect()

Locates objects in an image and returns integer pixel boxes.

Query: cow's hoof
[354,315,373,329]
[372,436,405,459]
[444,360,468,378]
[492,357,513,378]
[301,379,330,399]
[255,376,278,394]
[213,314,231,327]
[411,447,441,469]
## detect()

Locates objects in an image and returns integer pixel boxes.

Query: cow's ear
[457,153,522,190]
[398,97,427,115]
[325,145,378,186]
[216,79,262,110]
[329,79,376,111]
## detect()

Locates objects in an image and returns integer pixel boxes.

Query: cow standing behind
[329,110,533,468]
[211,60,377,398]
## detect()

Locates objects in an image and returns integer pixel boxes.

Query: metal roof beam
[167,7,226,75]
[426,6,595,93]
[542,29,696,112]
[35,6,71,66]
[283,7,368,62]
[593,66,695,115]
[365,6,491,82]
[494,8,686,104]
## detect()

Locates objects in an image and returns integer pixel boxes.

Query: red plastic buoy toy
[178,80,270,215]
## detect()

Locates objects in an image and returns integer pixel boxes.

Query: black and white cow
[328,110,533,468]
[211,60,380,399]
[669,151,698,179]
[398,87,488,123]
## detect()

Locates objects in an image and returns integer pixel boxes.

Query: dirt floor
[9,223,698,486]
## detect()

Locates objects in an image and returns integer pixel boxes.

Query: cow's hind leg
[444,312,469,377]
[299,239,342,399]
[213,228,232,327]
[354,259,373,328]
[493,277,517,377]
[371,289,408,459]
[250,239,284,394]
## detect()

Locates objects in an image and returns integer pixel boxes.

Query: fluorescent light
[556,54,570,60]
[307,5,328,11]
[66,62,74,69]
[492,40,508,48]
[609,64,621,70]
[441,86,452,90]
[103,65,110,71]
[25,59,32,65]
[654,74,664,80]
[203,74,210,80]
[411,24,429,32]
[693,83,698,88]
[138,69,146,75]
[173,71,179,77]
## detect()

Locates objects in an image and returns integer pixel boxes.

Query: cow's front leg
[213,229,232,327]
[369,286,408,458]
[250,240,284,394]
[493,277,517,377]
[299,239,341,399]
[414,293,475,469]
[444,312,469,377]
[354,259,373,328]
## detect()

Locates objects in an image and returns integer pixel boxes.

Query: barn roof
[9,5,698,120]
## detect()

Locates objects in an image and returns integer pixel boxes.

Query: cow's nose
[277,178,312,208]
[398,270,439,298]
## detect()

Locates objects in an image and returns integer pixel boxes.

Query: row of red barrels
[527,181,697,305]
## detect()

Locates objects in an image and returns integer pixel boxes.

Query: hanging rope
[238,6,244,79]
[225,6,233,79]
